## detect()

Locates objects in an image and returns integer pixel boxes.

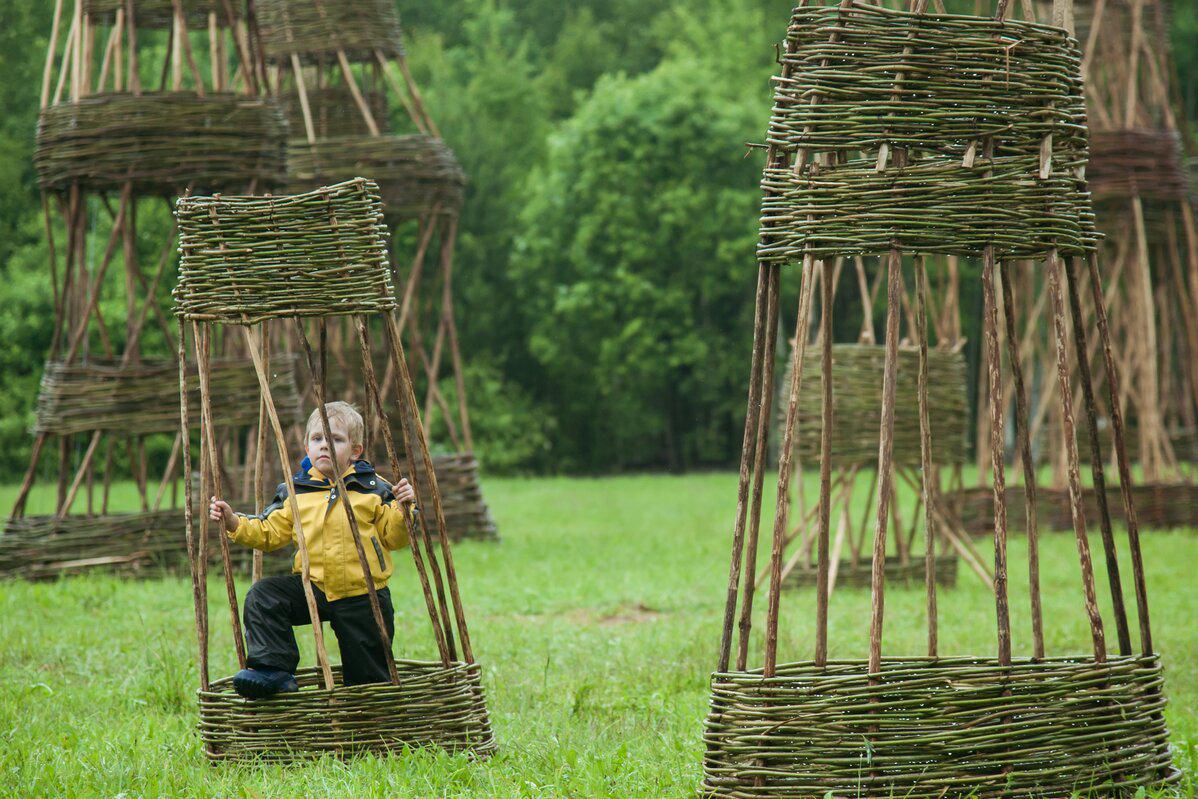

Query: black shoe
[232,668,299,699]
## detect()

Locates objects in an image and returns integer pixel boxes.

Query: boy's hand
[390,478,416,506]
[209,496,239,534]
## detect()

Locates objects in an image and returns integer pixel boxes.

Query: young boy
[209,401,416,698]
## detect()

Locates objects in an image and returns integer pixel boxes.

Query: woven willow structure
[793,345,967,465]
[707,3,1176,797]
[0,510,290,580]
[80,0,236,28]
[260,0,495,542]
[972,0,1198,497]
[288,135,467,221]
[950,482,1198,535]
[34,356,302,436]
[200,662,495,761]
[256,0,404,62]
[35,93,285,195]
[2,0,288,580]
[176,179,493,762]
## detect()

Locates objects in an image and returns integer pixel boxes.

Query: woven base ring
[702,655,1177,799]
[783,554,958,590]
[199,660,496,762]
[944,482,1198,535]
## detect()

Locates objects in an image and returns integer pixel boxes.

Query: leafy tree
[512,55,771,471]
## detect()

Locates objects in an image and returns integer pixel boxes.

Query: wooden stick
[1064,258,1132,656]
[55,430,102,517]
[243,325,334,688]
[41,0,66,108]
[290,53,317,144]
[196,323,245,669]
[1046,253,1107,663]
[178,320,209,691]
[337,49,380,136]
[813,258,835,665]
[1084,254,1152,655]
[384,313,474,662]
[982,249,1012,666]
[152,433,182,512]
[64,185,132,364]
[755,266,784,677]
[441,220,474,452]
[375,49,427,134]
[913,257,939,657]
[868,248,903,676]
[297,319,399,683]
[999,263,1045,659]
[746,256,815,669]
[394,54,440,138]
[353,317,452,664]
[718,264,770,673]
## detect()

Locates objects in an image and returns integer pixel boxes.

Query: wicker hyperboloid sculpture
[704,3,1177,797]
[174,178,494,761]
[1,0,288,579]
[254,0,493,542]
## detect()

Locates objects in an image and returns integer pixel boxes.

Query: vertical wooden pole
[383,313,474,663]
[178,319,209,690]
[1064,258,1132,656]
[982,250,1012,665]
[718,265,770,673]
[913,257,939,657]
[999,263,1045,659]
[813,259,835,665]
[353,317,452,665]
[296,319,399,684]
[1046,254,1107,662]
[243,325,335,688]
[40,0,65,109]
[868,249,903,676]
[1085,254,1153,655]
[195,323,246,668]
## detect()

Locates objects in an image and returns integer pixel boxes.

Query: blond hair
[306,401,364,446]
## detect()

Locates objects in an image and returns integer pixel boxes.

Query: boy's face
[306,417,363,477]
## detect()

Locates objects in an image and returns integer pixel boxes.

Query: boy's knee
[244,576,288,614]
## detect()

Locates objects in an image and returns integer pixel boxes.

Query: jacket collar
[293,457,379,491]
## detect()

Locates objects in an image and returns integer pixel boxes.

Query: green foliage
[512,57,768,471]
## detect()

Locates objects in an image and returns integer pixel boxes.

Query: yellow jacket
[230,458,409,601]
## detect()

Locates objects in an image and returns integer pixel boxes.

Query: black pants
[243,574,395,687]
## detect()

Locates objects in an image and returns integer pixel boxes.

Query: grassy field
[0,472,1194,797]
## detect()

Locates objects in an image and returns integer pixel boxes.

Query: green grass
[0,472,1194,797]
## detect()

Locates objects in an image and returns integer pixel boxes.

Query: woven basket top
[173,178,396,323]
[81,0,239,28]
[256,0,404,62]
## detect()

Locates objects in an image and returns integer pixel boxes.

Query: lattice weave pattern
[199,662,496,761]
[704,657,1176,799]
[790,344,969,465]
[35,93,286,194]
[256,0,405,61]
[287,136,467,219]
[34,356,303,436]
[174,179,396,322]
[1088,129,1186,201]
[81,0,239,27]
[760,5,1097,260]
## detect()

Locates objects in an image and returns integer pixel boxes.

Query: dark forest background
[0,1,1194,477]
